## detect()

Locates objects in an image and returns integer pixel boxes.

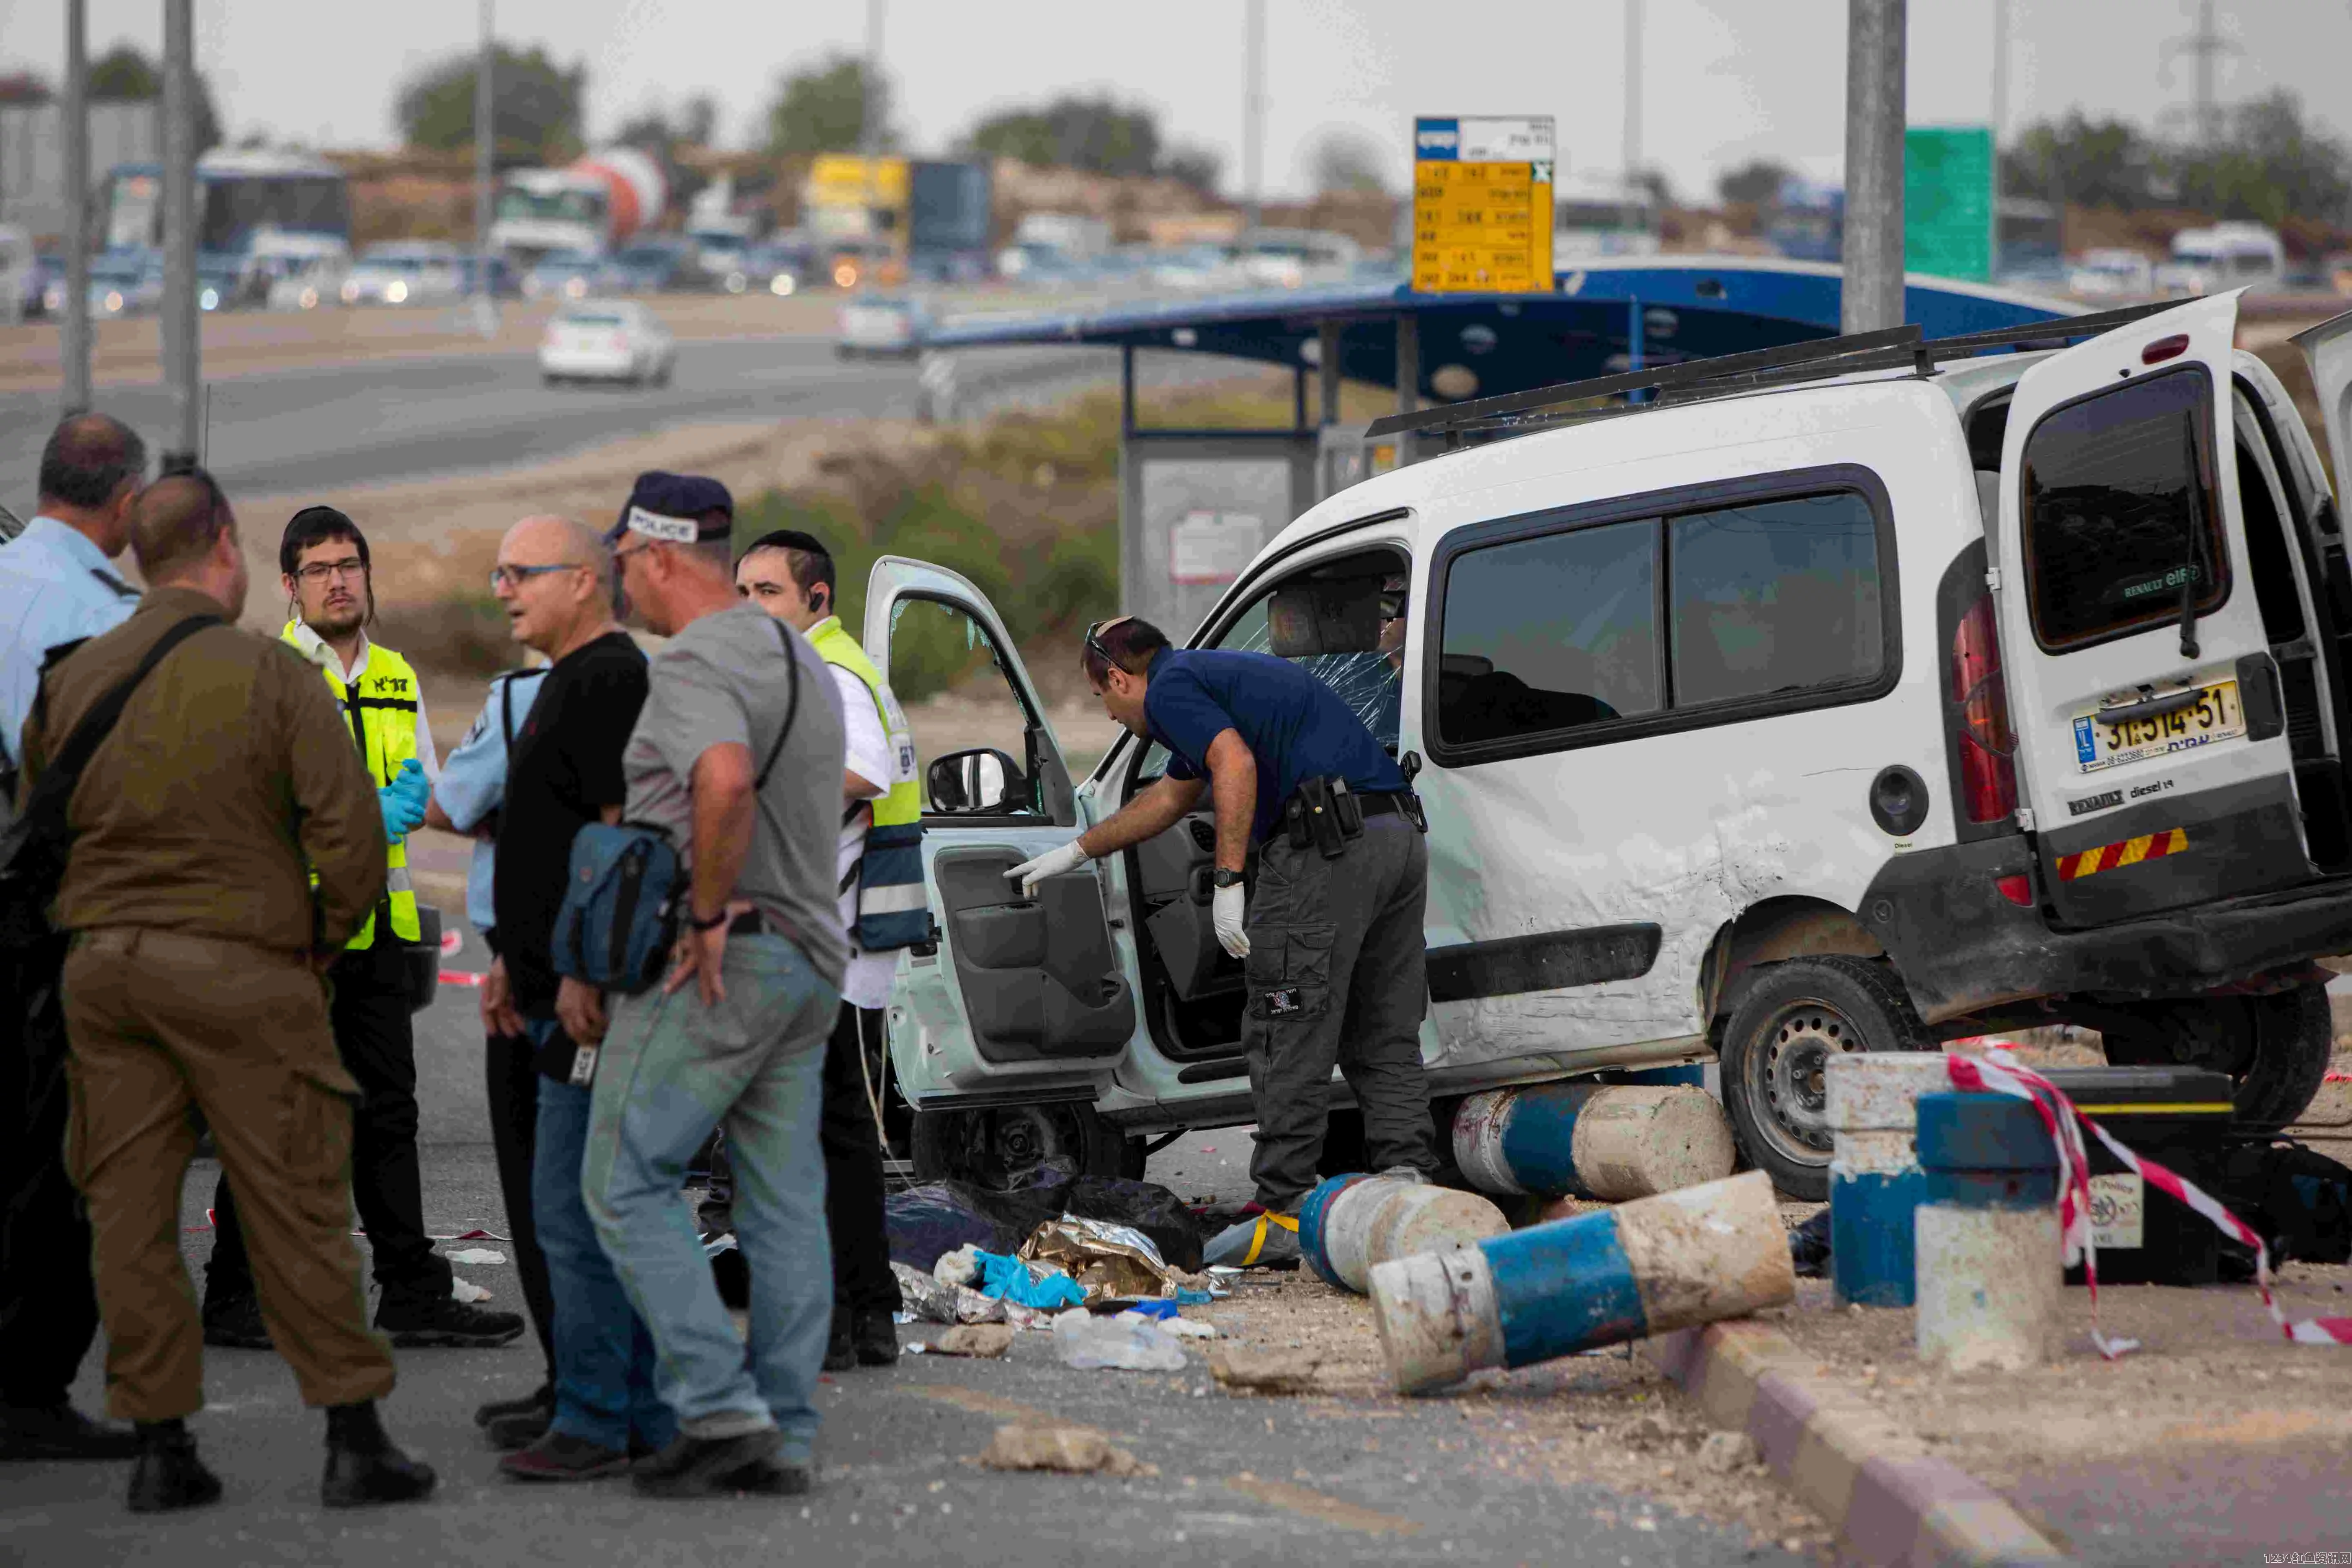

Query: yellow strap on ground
[1240,1211,1300,1266]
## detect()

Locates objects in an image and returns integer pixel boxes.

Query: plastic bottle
[1051,1307,1187,1372]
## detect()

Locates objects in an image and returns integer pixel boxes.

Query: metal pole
[1623,0,1642,180]
[60,0,91,413]
[1393,312,1418,466]
[1990,0,2007,276]
[1317,319,1341,428]
[160,0,199,463]
[861,0,885,287]
[1840,0,1907,334]
[1243,0,1265,234]
[473,0,496,335]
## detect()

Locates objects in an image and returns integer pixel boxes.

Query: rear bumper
[1858,834,2352,1023]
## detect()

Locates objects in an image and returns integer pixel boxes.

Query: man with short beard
[199,506,523,1353]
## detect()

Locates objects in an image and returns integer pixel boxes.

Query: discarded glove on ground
[977,1423,1156,1478]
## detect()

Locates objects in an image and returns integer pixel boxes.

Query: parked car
[523,249,604,302]
[538,301,675,387]
[599,236,698,294]
[2067,248,2154,300]
[341,242,467,306]
[871,294,2352,1200]
[835,292,931,358]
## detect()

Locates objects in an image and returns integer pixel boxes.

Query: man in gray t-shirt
[571,473,847,1501]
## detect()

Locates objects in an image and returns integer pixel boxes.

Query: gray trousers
[1242,813,1436,1211]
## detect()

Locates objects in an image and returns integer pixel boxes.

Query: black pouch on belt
[1285,793,1311,851]
[1332,778,1365,838]
[1298,776,1348,860]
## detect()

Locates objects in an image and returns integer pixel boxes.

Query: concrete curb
[1642,1320,2070,1567]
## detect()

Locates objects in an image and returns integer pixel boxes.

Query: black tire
[908,1101,1126,1190]
[2102,984,2333,1132]
[1720,955,1936,1201]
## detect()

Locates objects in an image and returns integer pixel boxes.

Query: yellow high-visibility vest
[282,621,422,951]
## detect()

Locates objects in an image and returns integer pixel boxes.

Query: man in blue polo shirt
[1007,615,1436,1269]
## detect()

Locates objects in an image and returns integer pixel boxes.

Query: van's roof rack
[1366,297,2183,442]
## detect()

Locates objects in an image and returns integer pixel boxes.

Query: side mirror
[927,747,1024,815]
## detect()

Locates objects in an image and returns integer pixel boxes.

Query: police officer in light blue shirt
[0,414,148,799]
[0,410,147,1459]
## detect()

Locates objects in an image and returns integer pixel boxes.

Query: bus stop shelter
[924,257,2078,634]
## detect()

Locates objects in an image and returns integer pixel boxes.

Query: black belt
[727,911,768,937]
[1354,791,1412,822]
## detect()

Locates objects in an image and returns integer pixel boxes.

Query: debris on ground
[886,1160,1205,1273]
[1052,1307,1187,1371]
[892,1261,1014,1326]
[1021,1215,1182,1301]
[1208,1345,1325,1394]
[1696,1431,1764,1474]
[923,1324,1014,1359]
[977,1423,1157,1478]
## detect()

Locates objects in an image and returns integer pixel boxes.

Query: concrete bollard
[1298,1172,1510,1294]
[1914,1092,2062,1372]
[1824,1052,1954,1307]
[1368,1170,1794,1394]
[1452,1082,1737,1202]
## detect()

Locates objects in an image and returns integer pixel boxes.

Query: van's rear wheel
[909,1102,1127,1190]
[1720,956,1936,1201]
[2098,984,2333,1132]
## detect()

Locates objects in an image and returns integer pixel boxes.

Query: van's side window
[1670,492,1884,706]
[2022,366,2227,652]
[1439,518,1662,746]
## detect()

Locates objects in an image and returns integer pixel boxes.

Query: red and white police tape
[1946,1046,2352,1354]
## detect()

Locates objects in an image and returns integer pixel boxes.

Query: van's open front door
[863,557,1136,1114]
[1997,293,2312,927]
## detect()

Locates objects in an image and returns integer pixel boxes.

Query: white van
[872,293,2352,1198]
[2157,223,2285,298]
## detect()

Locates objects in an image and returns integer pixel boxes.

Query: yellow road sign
[1412,116,1554,294]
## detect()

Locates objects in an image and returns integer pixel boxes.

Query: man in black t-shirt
[474,516,670,1482]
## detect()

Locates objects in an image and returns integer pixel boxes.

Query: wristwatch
[1212,868,1246,889]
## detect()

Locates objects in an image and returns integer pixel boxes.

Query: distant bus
[102,149,350,306]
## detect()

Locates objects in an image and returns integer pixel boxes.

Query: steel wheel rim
[1755,1001,1858,1159]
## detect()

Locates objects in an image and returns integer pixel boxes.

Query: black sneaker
[851,1308,900,1368]
[373,1295,526,1349]
[499,1430,630,1483]
[822,1312,855,1373]
[474,1382,553,1430]
[630,1430,787,1499]
[484,1408,552,1452]
[200,1295,272,1351]
[0,1402,140,1461]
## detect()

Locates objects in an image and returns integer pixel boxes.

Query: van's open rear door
[1996,293,2312,926]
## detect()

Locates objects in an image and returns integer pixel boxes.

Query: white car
[2067,249,2154,300]
[341,242,466,307]
[539,302,675,387]
[835,293,930,359]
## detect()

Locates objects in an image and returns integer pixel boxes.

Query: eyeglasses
[1083,615,1133,671]
[611,540,654,571]
[489,562,584,592]
[295,557,366,585]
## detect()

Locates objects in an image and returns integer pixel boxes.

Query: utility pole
[473,0,497,336]
[1243,0,1265,234]
[1623,0,1642,183]
[60,0,90,414]
[160,0,200,466]
[2160,0,2238,149]
[1840,0,1907,334]
[1990,0,2008,276]
[861,0,886,288]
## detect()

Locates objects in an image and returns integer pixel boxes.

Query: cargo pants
[1242,813,1437,1212]
[61,929,396,1421]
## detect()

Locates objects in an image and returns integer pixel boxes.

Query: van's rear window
[2022,366,2227,652]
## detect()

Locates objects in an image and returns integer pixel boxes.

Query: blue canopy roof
[925,257,2080,406]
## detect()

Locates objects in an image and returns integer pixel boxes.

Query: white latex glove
[1212,880,1250,960]
[1006,839,1091,898]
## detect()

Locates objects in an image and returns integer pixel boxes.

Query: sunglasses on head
[1083,615,1135,671]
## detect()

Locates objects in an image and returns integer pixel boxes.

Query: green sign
[1905,125,1994,283]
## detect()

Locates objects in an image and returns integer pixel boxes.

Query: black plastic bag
[1066,1175,1205,1274]
[883,1159,1207,1274]
[1788,1208,1831,1278]
[2195,1140,2352,1278]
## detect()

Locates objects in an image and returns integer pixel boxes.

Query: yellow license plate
[2073,680,2244,773]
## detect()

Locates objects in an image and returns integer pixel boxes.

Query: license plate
[2071,680,2243,773]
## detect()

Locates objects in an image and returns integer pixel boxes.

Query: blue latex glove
[973,1250,1088,1310]
[378,758,428,839]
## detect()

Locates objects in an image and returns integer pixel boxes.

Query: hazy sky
[7,1,2349,201]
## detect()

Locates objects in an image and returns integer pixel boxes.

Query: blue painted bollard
[1824,1053,1955,1307]
[1913,1091,2062,1372]
[1367,1170,1793,1394]
[1452,1082,1736,1202]
[1299,1172,1509,1295]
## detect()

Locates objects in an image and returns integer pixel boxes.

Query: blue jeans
[583,934,837,1464]
[527,1018,674,1454]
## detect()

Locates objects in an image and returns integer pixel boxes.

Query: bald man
[471,517,672,1479]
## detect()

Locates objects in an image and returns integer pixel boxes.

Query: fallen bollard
[1299,1171,1510,1294]
[1824,1052,1954,1307]
[1368,1169,1794,1394]
[1914,1091,2061,1372]
[1452,1082,1736,1201]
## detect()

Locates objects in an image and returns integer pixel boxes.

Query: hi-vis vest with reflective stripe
[282,621,421,951]
[805,616,929,951]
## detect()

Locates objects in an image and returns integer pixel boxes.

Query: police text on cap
[624,506,702,543]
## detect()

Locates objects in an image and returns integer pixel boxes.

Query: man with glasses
[1010,615,1434,1270]
[200,507,524,1354]
[474,512,673,1479]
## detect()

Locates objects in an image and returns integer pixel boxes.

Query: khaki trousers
[62,928,395,1420]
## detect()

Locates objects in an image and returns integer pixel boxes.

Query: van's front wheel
[908,1102,1129,1190]
[1720,956,1936,1201]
